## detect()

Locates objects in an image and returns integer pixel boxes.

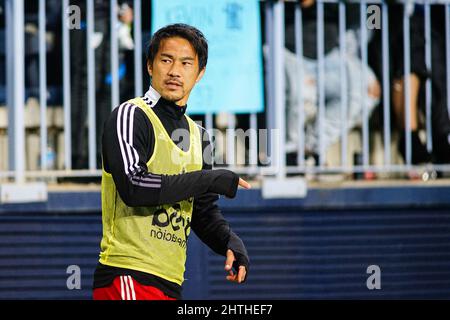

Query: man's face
[148,36,205,106]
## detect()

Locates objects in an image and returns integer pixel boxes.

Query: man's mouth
[165,80,182,89]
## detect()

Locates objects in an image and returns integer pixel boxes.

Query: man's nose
[168,61,182,77]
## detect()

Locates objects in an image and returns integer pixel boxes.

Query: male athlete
[93,23,251,300]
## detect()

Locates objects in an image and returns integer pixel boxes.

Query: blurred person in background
[70,0,111,170]
[70,0,134,170]
[428,5,450,167]
[117,2,136,102]
[284,0,381,165]
[384,3,430,165]
[369,2,450,167]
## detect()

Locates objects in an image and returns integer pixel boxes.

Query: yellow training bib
[99,97,203,285]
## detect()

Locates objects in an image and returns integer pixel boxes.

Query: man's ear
[196,68,206,83]
[147,62,153,77]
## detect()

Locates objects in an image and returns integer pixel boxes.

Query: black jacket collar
[155,97,187,121]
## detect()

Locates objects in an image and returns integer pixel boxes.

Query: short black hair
[146,23,208,71]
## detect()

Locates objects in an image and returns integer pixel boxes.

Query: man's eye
[162,59,171,63]
[183,62,192,66]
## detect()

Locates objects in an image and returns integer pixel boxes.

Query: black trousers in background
[70,16,111,170]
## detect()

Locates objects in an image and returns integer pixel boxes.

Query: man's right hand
[224,249,247,284]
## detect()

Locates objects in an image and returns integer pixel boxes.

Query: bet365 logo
[152,203,191,239]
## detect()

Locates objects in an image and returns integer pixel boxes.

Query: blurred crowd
[0,0,449,177]
[280,0,450,169]
[0,0,137,170]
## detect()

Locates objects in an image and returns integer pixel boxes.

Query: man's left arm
[190,127,249,283]
[191,192,249,283]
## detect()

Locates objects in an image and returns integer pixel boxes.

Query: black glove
[207,169,239,199]
[227,233,249,282]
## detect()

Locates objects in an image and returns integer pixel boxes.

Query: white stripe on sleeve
[117,102,162,189]
[117,103,131,175]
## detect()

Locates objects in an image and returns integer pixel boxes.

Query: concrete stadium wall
[1,185,450,299]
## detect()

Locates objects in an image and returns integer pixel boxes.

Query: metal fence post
[62,0,72,170]
[87,0,97,170]
[7,0,25,183]
[273,0,286,178]
[39,0,48,171]
[134,0,143,97]
[110,0,119,110]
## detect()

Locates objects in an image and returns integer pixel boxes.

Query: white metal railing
[1,0,450,185]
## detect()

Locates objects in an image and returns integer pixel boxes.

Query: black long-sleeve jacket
[93,86,248,299]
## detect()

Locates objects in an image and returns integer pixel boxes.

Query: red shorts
[93,275,177,300]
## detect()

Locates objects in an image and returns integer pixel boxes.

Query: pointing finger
[238,178,251,189]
